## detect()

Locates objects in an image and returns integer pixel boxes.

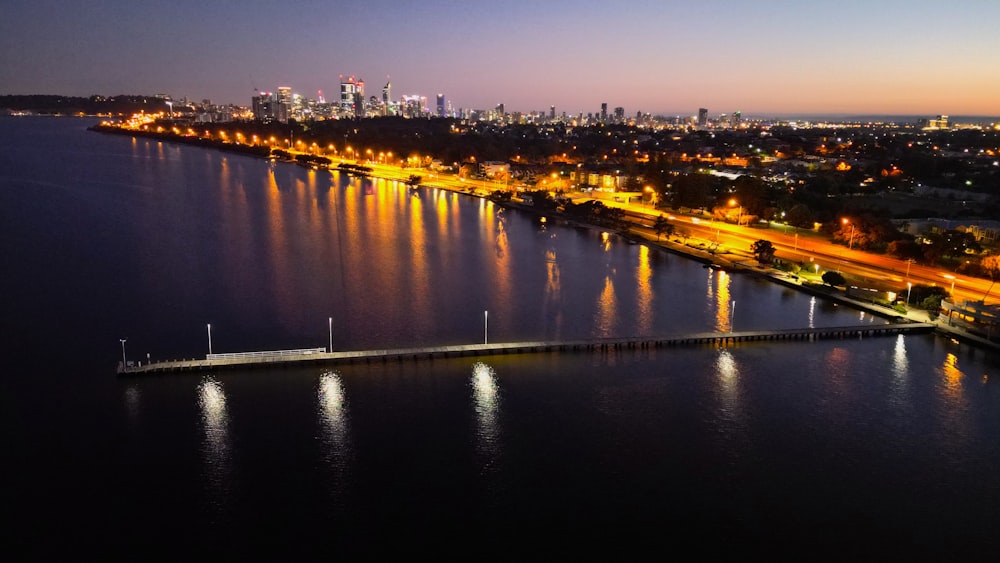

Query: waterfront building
[941,299,999,339]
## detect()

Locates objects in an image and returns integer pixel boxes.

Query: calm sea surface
[2,117,1000,560]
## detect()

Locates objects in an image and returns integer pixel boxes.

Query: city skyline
[2,0,998,117]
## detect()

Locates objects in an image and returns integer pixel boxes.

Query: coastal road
[592,195,995,305]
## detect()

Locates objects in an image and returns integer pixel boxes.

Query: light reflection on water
[198,375,231,513]
[124,385,140,421]
[593,274,618,338]
[712,269,733,332]
[471,361,501,472]
[318,371,352,501]
[635,244,654,335]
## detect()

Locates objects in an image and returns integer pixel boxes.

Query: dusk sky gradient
[3,0,998,118]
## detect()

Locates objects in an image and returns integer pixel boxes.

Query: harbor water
[2,117,999,560]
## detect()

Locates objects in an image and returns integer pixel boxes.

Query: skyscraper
[698,108,708,127]
[436,94,445,117]
[340,75,365,117]
[382,81,391,116]
[550,105,556,120]
[600,103,608,123]
[276,87,292,123]
[252,91,275,122]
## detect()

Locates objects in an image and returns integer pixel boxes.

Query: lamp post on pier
[207,323,212,356]
[484,310,489,345]
[328,317,333,353]
[120,338,127,368]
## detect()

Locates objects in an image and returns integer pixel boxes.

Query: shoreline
[90,124,1000,353]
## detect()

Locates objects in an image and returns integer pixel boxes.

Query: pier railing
[207,348,327,361]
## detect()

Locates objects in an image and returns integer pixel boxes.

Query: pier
[117,322,935,375]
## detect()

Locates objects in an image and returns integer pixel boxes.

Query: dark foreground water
[2,117,999,560]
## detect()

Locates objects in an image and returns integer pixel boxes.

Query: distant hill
[0,94,169,115]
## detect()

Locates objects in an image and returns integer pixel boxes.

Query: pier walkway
[117,322,934,376]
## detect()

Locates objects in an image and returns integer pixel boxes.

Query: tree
[653,215,673,240]
[751,239,776,264]
[887,239,923,261]
[784,204,814,229]
[670,173,714,209]
[980,255,1000,302]
[822,270,846,287]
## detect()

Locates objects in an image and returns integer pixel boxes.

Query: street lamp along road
[728,198,743,226]
[842,218,855,249]
[943,274,956,296]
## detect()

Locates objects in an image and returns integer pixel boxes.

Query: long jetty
[117,322,934,376]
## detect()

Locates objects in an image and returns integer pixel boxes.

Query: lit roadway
[327,158,995,306]
[593,196,995,306]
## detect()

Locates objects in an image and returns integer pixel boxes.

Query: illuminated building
[276,87,291,123]
[252,91,276,122]
[340,75,365,117]
[698,108,708,127]
[436,94,445,117]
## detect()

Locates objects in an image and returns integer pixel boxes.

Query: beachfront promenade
[117,323,935,375]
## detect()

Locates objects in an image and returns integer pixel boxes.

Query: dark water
[3,117,1000,560]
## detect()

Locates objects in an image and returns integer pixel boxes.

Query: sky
[2,0,999,118]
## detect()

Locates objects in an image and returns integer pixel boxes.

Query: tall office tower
[382,81,391,116]
[276,87,292,123]
[698,108,708,127]
[550,105,556,120]
[252,91,275,122]
[436,94,445,117]
[496,103,505,117]
[601,103,608,123]
[733,110,742,127]
[614,107,624,123]
[340,75,365,116]
[353,79,365,117]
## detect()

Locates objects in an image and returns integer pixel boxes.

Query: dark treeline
[1,94,169,115]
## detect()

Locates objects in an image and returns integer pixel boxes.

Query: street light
[328,317,333,353]
[906,282,912,306]
[484,310,489,345]
[729,198,743,226]
[120,338,127,368]
[943,274,956,296]
[842,218,855,250]
[207,323,212,356]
